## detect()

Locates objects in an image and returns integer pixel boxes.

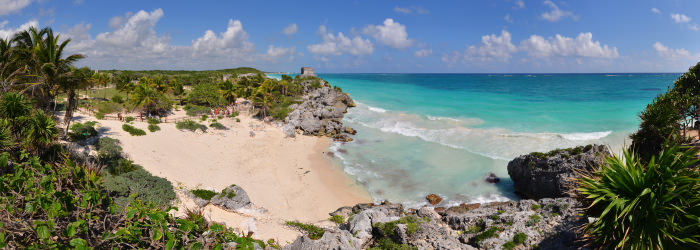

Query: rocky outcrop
[284,198,584,250]
[507,144,609,199]
[210,184,252,211]
[284,79,356,141]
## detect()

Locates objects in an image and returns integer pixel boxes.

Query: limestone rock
[507,144,609,199]
[283,228,362,250]
[426,194,443,205]
[210,185,252,211]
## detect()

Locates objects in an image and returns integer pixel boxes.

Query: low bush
[111,94,124,104]
[209,121,227,130]
[503,232,528,250]
[286,221,325,240]
[96,101,122,114]
[96,137,122,163]
[124,116,135,123]
[103,168,176,209]
[201,114,208,121]
[122,124,146,136]
[146,117,160,124]
[95,112,105,119]
[184,104,210,116]
[176,119,207,132]
[68,121,98,141]
[147,124,160,132]
[329,215,344,224]
[191,189,218,200]
[471,227,500,245]
[526,214,541,226]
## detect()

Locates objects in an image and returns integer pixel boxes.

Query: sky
[1,0,699,73]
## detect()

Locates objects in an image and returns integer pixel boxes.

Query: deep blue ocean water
[269,73,679,207]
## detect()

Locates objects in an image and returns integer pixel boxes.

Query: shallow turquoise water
[269,73,679,207]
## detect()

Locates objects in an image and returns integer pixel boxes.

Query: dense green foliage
[329,214,344,224]
[471,227,500,245]
[188,82,226,107]
[191,189,218,200]
[370,216,422,249]
[209,121,227,130]
[577,142,700,249]
[68,121,98,141]
[103,168,175,209]
[631,62,700,160]
[503,232,527,250]
[183,103,210,116]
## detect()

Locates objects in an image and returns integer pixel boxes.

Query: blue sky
[1,0,699,73]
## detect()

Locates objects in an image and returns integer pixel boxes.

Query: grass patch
[465,225,482,234]
[176,119,207,132]
[530,204,541,210]
[146,117,160,124]
[183,104,210,116]
[124,116,135,123]
[191,189,218,201]
[122,124,146,136]
[200,114,208,121]
[96,101,122,114]
[95,112,105,119]
[286,221,324,240]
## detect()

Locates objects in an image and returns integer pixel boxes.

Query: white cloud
[393,6,411,14]
[540,0,574,22]
[94,9,170,54]
[520,32,619,58]
[108,12,132,29]
[689,23,700,31]
[282,23,298,35]
[0,0,32,16]
[362,18,412,49]
[653,42,698,60]
[307,25,374,56]
[505,14,513,23]
[464,30,518,62]
[651,8,660,14]
[393,6,429,15]
[671,13,691,23]
[514,0,525,9]
[264,45,296,62]
[413,49,432,57]
[0,19,38,40]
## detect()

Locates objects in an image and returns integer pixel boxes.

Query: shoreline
[71,110,371,244]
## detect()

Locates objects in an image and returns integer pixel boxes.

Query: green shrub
[96,137,122,162]
[146,117,160,124]
[201,114,208,121]
[103,168,176,209]
[330,215,344,224]
[191,189,218,200]
[184,104,210,116]
[147,124,160,132]
[471,227,500,245]
[228,111,239,117]
[111,94,124,104]
[503,232,528,250]
[526,214,541,226]
[122,124,146,136]
[124,116,135,123]
[465,225,482,234]
[270,105,291,120]
[236,118,240,122]
[217,115,223,119]
[95,112,105,119]
[96,101,122,114]
[187,83,226,107]
[68,121,98,141]
[286,221,325,240]
[368,238,417,250]
[209,121,227,130]
[176,119,207,132]
[530,204,541,210]
[577,142,700,249]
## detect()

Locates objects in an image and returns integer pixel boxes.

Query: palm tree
[13,27,84,110]
[252,88,273,118]
[91,72,110,100]
[0,92,31,132]
[22,110,57,154]
[218,80,237,104]
[61,67,91,136]
[115,75,135,101]
[130,84,170,115]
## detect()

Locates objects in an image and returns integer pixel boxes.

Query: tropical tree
[0,92,31,132]
[252,88,273,118]
[577,142,700,249]
[91,72,110,100]
[61,67,92,135]
[130,84,171,115]
[115,74,136,101]
[22,110,58,154]
[13,27,84,110]
[217,80,237,104]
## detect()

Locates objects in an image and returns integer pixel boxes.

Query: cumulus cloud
[464,30,518,62]
[670,13,691,23]
[0,0,32,16]
[653,42,698,60]
[108,12,132,29]
[519,32,619,58]
[0,19,38,39]
[413,49,432,57]
[192,19,254,57]
[282,23,298,35]
[362,18,412,49]
[651,8,660,14]
[264,45,296,62]
[514,0,525,9]
[540,0,574,22]
[307,25,374,56]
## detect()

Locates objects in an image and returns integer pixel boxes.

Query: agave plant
[577,142,700,249]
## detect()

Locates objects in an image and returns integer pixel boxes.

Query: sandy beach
[71,110,370,244]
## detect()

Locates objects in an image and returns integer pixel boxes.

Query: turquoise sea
[269,73,679,207]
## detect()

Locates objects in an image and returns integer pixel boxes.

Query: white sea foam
[368,106,387,113]
[558,131,612,140]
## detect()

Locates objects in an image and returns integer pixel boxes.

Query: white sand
[71,110,370,244]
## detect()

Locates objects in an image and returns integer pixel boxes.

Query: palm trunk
[64,89,76,137]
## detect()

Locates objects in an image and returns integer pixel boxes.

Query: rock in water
[210,185,252,211]
[426,194,443,205]
[283,79,356,136]
[507,144,609,199]
[484,172,500,183]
